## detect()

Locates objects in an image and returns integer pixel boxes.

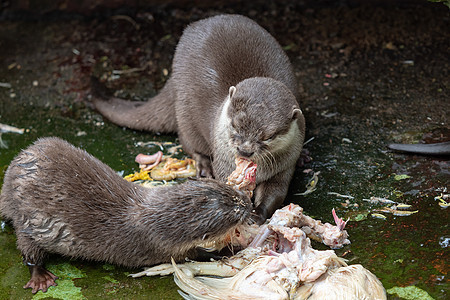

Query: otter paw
[251,207,269,225]
[24,265,58,294]
[193,153,214,178]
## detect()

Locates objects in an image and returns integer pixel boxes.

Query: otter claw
[24,265,58,294]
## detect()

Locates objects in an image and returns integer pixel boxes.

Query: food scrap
[435,194,449,208]
[124,169,152,182]
[129,158,386,298]
[327,192,355,199]
[226,157,257,198]
[135,151,163,171]
[295,171,320,196]
[360,196,419,219]
[124,149,196,184]
[132,204,386,299]
[0,123,26,149]
[363,196,396,205]
[324,192,419,222]
[374,207,418,216]
[371,213,387,220]
[0,123,25,134]
[393,203,412,209]
[151,157,196,181]
[438,200,449,208]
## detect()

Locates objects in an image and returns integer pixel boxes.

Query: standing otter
[0,137,253,294]
[93,14,306,221]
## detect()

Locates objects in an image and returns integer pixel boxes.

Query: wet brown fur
[92,15,306,220]
[0,137,252,269]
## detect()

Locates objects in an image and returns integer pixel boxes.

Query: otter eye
[231,133,241,142]
[264,133,277,142]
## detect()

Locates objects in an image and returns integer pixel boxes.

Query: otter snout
[236,142,256,158]
[237,147,254,158]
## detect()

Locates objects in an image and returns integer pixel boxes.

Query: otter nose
[237,147,254,158]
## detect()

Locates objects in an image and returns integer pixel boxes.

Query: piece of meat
[226,157,257,198]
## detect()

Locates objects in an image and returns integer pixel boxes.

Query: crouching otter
[92,14,306,221]
[0,137,253,293]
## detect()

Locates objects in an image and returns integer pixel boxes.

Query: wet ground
[0,0,449,299]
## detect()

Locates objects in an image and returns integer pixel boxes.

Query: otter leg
[193,152,214,178]
[16,234,58,293]
[253,169,294,223]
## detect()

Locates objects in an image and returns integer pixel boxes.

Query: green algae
[0,224,33,300]
[348,211,370,222]
[48,262,86,279]
[394,174,412,181]
[387,286,435,300]
[33,263,86,300]
[74,262,180,299]
[102,264,115,271]
[102,276,119,284]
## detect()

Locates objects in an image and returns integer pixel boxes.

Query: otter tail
[91,77,178,133]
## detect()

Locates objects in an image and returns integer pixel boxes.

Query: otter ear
[228,86,236,98]
[292,107,303,120]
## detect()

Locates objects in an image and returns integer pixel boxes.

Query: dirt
[0,0,449,299]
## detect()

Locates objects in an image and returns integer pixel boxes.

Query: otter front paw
[251,206,269,225]
[193,153,214,178]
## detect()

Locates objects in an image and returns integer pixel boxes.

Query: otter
[0,137,253,294]
[93,14,306,221]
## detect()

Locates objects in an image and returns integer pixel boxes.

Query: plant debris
[295,171,320,196]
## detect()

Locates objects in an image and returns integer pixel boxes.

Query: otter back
[92,14,306,221]
[0,137,252,293]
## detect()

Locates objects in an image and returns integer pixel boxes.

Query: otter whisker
[262,149,277,174]
[257,151,268,172]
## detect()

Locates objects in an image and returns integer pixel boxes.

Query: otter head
[226,77,303,165]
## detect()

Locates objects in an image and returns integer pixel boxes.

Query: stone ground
[0,0,449,299]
